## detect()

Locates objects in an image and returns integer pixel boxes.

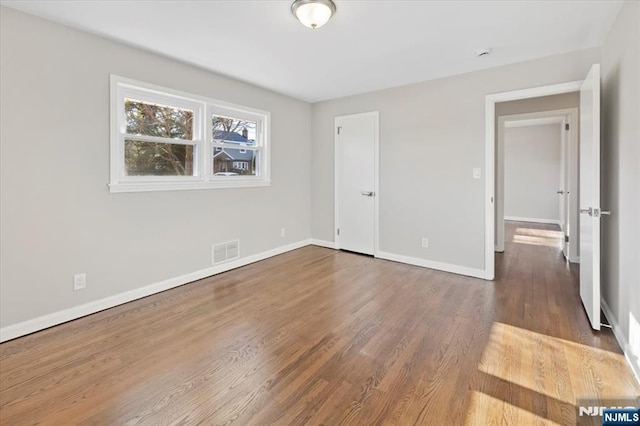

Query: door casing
[484,81,583,280]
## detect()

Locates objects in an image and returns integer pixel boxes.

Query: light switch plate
[473,168,482,179]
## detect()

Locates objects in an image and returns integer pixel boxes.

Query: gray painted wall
[504,124,562,222]
[601,0,640,377]
[0,8,312,328]
[311,48,600,271]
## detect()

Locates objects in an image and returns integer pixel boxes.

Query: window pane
[125,140,195,176]
[213,147,257,176]
[125,98,193,140]
[212,115,256,146]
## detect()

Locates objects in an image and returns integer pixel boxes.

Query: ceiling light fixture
[291,0,336,29]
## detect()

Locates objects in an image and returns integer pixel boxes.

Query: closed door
[335,112,378,255]
[579,64,602,331]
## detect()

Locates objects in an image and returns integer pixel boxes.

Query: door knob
[557,190,564,195]
[361,191,375,197]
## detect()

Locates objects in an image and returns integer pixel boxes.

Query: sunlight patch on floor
[513,227,563,247]
[477,322,630,406]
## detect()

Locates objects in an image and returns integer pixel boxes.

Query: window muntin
[110,76,270,192]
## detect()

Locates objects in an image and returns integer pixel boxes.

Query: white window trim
[109,75,271,193]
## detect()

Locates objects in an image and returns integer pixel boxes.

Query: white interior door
[579,64,601,331]
[335,112,378,255]
[560,118,569,258]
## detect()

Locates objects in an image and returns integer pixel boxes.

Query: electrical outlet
[74,273,87,290]
[281,228,286,238]
[473,168,482,179]
[421,237,429,248]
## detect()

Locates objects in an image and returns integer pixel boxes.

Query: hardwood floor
[1,221,638,425]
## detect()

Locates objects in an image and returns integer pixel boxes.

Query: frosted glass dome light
[291,0,336,29]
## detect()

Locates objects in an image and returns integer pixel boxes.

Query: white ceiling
[1,0,623,102]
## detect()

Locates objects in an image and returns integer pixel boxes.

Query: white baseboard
[310,239,337,249]
[376,251,488,280]
[0,239,312,343]
[504,216,561,226]
[310,242,488,279]
[601,298,640,385]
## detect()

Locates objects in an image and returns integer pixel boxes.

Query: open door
[579,64,602,331]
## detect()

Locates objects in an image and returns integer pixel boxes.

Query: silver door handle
[580,207,592,215]
[580,207,611,217]
[361,191,375,197]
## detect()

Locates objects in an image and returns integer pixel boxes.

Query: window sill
[109,179,271,193]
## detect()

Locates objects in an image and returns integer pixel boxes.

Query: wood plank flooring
[1,221,638,425]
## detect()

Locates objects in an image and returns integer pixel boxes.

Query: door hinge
[337,228,340,236]
[565,235,569,243]
[565,123,570,131]
[337,126,342,135]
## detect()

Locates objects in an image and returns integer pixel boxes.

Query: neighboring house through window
[212,129,258,176]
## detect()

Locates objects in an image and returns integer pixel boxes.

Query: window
[110,75,270,192]
[211,114,259,177]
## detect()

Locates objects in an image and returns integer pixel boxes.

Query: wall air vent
[212,240,240,265]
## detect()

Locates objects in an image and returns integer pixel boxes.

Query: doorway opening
[496,108,579,264]
[483,81,582,279]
